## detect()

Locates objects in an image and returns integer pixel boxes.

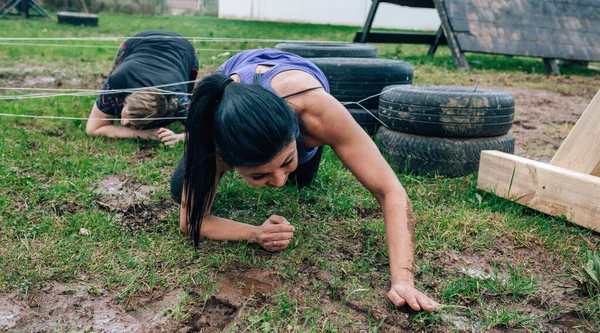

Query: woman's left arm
[296,89,439,312]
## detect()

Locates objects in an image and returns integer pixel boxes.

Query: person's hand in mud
[157,128,185,147]
[255,215,295,252]
[388,282,440,313]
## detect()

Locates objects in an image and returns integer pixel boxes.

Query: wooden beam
[477,151,600,232]
[550,89,600,176]
[433,0,469,69]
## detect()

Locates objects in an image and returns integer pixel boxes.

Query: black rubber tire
[275,42,377,58]
[347,108,380,136]
[379,85,515,138]
[310,58,413,109]
[57,11,99,27]
[376,127,515,177]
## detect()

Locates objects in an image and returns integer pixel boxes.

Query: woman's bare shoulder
[270,70,324,101]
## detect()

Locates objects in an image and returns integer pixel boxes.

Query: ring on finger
[274,240,277,245]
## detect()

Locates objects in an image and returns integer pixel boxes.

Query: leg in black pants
[287,146,324,187]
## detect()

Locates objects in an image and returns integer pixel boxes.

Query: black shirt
[96,30,198,118]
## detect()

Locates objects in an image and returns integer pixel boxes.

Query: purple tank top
[216,48,330,164]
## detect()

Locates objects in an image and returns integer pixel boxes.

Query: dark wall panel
[443,0,600,61]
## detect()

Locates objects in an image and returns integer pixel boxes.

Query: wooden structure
[477,90,600,232]
[354,0,447,56]
[1,0,51,19]
[356,0,600,74]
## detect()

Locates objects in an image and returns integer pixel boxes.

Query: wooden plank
[477,151,600,232]
[433,0,469,69]
[550,90,600,176]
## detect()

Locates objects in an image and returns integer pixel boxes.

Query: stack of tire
[376,86,515,177]
[275,42,413,136]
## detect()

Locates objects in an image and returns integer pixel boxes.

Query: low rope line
[0,114,186,121]
[0,42,245,51]
[0,36,347,43]
[0,90,190,100]
[0,80,196,100]
[0,84,403,125]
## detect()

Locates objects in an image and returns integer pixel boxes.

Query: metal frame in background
[353,0,447,56]
[1,0,52,19]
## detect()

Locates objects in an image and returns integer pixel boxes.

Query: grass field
[1,14,600,332]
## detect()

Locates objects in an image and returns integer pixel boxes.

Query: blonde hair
[124,88,179,129]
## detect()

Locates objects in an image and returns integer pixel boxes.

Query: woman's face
[235,141,298,188]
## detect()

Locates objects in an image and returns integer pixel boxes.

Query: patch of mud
[543,315,599,333]
[0,282,185,333]
[1,74,105,92]
[94,174,177,232]
[183,269,277,332]
[441,313,482,332]
[491,87,593,161]
[0,65,50,74]
[7,75,56,86]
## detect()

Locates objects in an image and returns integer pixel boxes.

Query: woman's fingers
[261,232,294,242]
[158,131,173,139]
[387,290,406,307]
[389,284,440,313]
[265,239,291,251]
[267,215,288,224]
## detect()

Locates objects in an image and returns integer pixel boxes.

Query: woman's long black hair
[184,72,300,247]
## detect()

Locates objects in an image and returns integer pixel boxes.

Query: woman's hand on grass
[255,215,295,252]
[388,282,440,312]
[157,128,184,147]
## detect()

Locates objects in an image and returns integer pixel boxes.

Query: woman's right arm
[86,103,159,140]
[179,186,295,251]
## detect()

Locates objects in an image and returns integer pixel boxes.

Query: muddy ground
[1,74,598,332]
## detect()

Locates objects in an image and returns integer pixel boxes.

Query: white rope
[0,36,346,43]
[0,114,185,121]
[340,86,406,127]
[0,80,196,100]
[0,87,185,94]
[0,84,405,126]
[0,42,245,52]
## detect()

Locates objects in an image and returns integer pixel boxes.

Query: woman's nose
[269,171,288,188]
[121,118,130,127]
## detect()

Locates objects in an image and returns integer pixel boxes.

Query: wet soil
[0,282,185,332]
[493,87,593,162]
[94,174,178,232]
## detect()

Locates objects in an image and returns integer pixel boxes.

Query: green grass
[1,13,600,332]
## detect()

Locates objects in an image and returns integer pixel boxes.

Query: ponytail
[184,72,299,247]
[184,73,231,247]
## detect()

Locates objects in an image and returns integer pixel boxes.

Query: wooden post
[543,58,561,75]
[550,90,600,176]
[427,25,444,56]
[432,0,469,69]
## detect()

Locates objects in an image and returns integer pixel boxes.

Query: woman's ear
[215,154,231,172]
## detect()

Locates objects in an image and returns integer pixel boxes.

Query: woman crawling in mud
[171,48,440,312]
[86,30,199,147]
